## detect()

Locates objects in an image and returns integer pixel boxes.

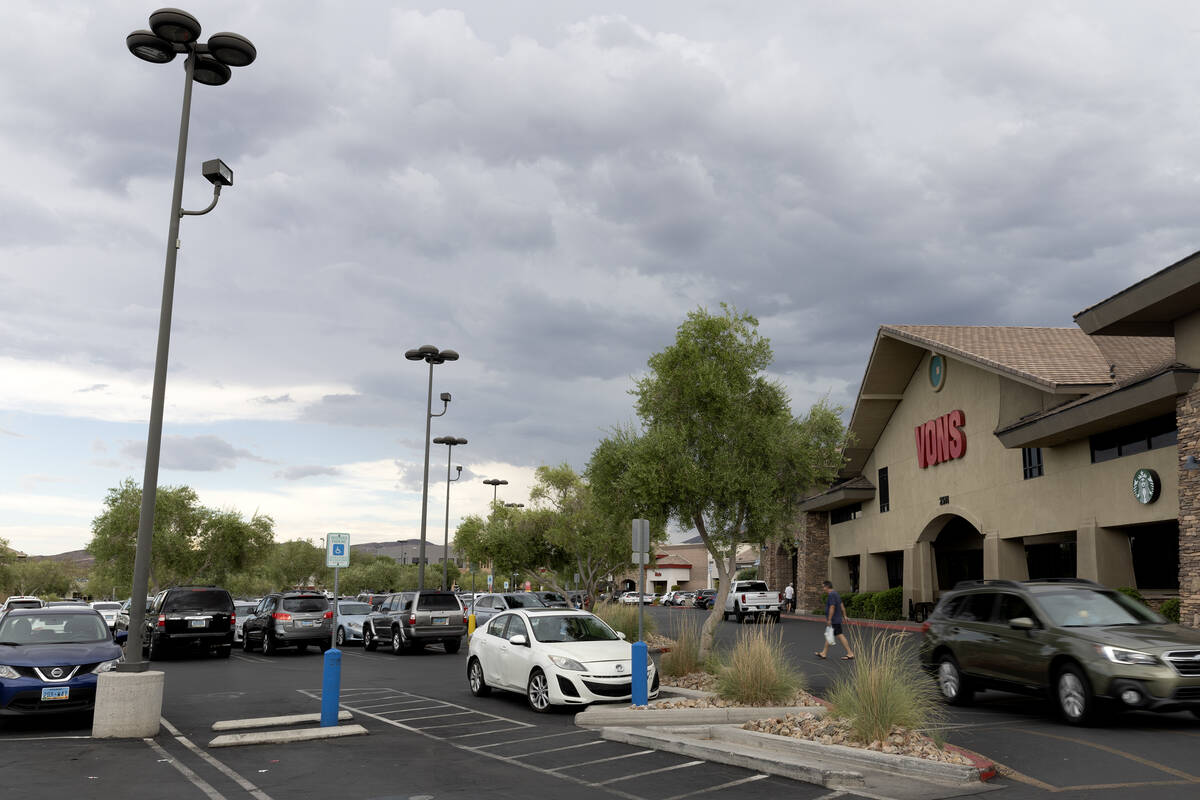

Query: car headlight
[93,657,124,674]
[1098,645,1158,666]
[0,665,18,679]
[548,655,587,671]
[347,622,362,631]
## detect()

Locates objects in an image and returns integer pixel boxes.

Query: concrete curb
[208,724,369,748]
[600,724,992,797]
[577,704,826,728]
[211,711,353,731]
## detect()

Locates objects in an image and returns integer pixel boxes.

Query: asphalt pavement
[3,606,1200,799]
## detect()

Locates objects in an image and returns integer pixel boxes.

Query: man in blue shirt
[815,580,855,660]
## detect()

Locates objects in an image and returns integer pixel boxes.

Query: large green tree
[595,305,847,656]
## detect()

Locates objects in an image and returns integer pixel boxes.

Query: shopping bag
[824,625,835,645]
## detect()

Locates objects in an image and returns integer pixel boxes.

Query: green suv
[920,578,1200,725]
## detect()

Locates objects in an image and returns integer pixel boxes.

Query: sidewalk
[783,612,924,633]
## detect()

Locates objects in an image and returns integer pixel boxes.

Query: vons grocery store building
[764,253,1200,624]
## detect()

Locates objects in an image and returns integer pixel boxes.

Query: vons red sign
[915,410,966,468]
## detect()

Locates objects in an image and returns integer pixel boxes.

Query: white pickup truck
[722,580,783,623]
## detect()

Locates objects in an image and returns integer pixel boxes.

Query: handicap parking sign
[326,532,350,568]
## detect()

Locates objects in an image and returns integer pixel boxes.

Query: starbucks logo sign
[1132,468,1160,504]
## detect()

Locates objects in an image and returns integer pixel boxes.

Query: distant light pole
[433,436,467,591]
[405,345,458,591]
[122,8,256,672]
[503,503,524,592]
[483,478,508,506]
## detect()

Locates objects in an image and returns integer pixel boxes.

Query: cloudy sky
[3,1,1198,556]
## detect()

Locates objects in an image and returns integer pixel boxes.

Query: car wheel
[364,626,377,651]
[468,657,490,697]
[1056,664,1096,725]
[392,629,404,655]
[443,638,461,655]
[242,629,253,652]
[734,603,744,624]
[936,654,973,705]
[336,627,346,647]
[262,632,275,657]
[147,634,164,662]
[527,668,551,713]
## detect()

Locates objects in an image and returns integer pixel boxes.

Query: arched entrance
[918,512,984,594]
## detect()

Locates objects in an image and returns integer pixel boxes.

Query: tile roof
[882,325,1174,389]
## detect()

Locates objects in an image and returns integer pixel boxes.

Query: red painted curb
[787,613,924,633]
[941,742,998,781]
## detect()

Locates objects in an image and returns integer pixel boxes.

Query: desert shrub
[826,631,943,744]
[660,619,704,677]
[735,567,758,581]
[713,624,805,706]
[866,587,903,621]
[1116,586,1147,606]
[1160,597,1181,623]
[591,601,654,641]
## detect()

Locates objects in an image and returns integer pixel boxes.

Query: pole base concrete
[92,670,164,738]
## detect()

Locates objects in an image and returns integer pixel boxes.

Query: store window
[878,467,890,513]
[1090,414,1177,463]
[1022,448,1044,479]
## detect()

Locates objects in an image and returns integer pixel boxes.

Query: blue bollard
[631,641,647,706]
[321,647,342,727]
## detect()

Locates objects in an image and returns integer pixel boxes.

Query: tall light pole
[122,8,256,672]
[483,477,508,506]
[405,344,458,591]
[433,436,467,591]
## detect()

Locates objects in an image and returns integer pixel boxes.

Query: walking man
[815,580,855,660]
[784,582,795,613]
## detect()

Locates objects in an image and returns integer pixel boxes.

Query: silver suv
[241,591,332,655]
[363,591,466,654]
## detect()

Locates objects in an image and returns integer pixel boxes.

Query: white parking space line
[378,704,449,715]
[145,737,226,800]
[361,700,444,711]
[509,739,605,758]
[596,760,704,785]
[660,773,768,800]
[548,749,653,771]
[232,654,269,664]
[421,717,515,730]
[161,717,274,800]
[395,710,474,723]
[474,729,595,749]
[0,735,93,741]
[446,726,531,738]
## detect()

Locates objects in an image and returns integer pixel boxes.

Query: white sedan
[467,608,659,711]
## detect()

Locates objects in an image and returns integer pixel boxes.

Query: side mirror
[508,634,528,647]
[616,631,627,640]
[1009,616,1036,631]
[114,630,128,644]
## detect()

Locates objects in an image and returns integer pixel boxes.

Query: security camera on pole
[631,518,650,706]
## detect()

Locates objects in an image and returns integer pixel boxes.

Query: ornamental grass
[591,600,655,641]
[660,618,704,677]
[825,630,944,745]
[714,623,805,706]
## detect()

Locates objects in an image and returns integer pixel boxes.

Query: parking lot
[5,607,1200,799]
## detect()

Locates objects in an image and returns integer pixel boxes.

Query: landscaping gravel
[742,712,973,766]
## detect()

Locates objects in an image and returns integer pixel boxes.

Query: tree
[6,559,74,598]
[595,305,847,657]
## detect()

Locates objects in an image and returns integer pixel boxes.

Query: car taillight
[409,613,416,625]
[231,612,236,625]
[741,594,747,603]
[157,614,165,628]
[272,611,292,621]
[778,592,783,602]
[324,611,333,619]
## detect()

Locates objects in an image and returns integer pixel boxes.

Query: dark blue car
[0,606,125,716]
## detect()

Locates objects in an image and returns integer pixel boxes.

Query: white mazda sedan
[467,608,659,712]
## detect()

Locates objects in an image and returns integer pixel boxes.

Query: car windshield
[0,613,109,644]
[530,614,619,643]
[92,603,121,611]
[282,596,328,613]
[164,590,233,613]
[7,600,41,609]
[1035,589,1165,627]
[738,582,769,592]
[338,602,371,615]
[504,593,547,608]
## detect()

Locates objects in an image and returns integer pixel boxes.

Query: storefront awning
[799,476,875,512]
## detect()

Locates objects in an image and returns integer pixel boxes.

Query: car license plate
[300,620,313,627]
[41,687,69,701]
[432,617,448,625]
[189,619,207,628]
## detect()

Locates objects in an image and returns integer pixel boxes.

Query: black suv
[363,590,465,654]
[241,591,332,655]
[693,589,717,609]
[143,586,235,660]
[921,578,1200,725]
